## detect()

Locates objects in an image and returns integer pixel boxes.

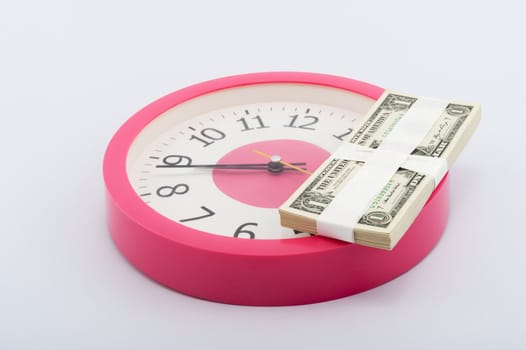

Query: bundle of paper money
[279,91,481,250]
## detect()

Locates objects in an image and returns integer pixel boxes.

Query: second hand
[252,149,312,175]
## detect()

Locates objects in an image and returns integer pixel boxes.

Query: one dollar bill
[279,91,481,250]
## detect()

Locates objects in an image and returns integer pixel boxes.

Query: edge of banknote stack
[279,90,481,250]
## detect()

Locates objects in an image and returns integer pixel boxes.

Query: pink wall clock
[103,72,449,306]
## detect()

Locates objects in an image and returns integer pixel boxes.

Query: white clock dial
[126,84,375,239]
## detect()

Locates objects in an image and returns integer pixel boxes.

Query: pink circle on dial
[213,139,330,208]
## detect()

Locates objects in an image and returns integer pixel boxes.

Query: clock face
[126,83,375,239]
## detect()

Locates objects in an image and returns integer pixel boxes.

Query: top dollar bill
[279,91,481,250]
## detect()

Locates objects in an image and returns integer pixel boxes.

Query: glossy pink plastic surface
[103,72,449,306]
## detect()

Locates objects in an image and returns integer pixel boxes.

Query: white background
[1,0,525,348]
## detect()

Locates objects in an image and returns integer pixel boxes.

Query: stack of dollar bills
[279,91,481,250]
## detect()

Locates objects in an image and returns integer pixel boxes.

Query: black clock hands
[156,161,307,173]
[155,152,311,174]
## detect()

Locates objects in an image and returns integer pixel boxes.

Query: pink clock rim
[103,72,437,256]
